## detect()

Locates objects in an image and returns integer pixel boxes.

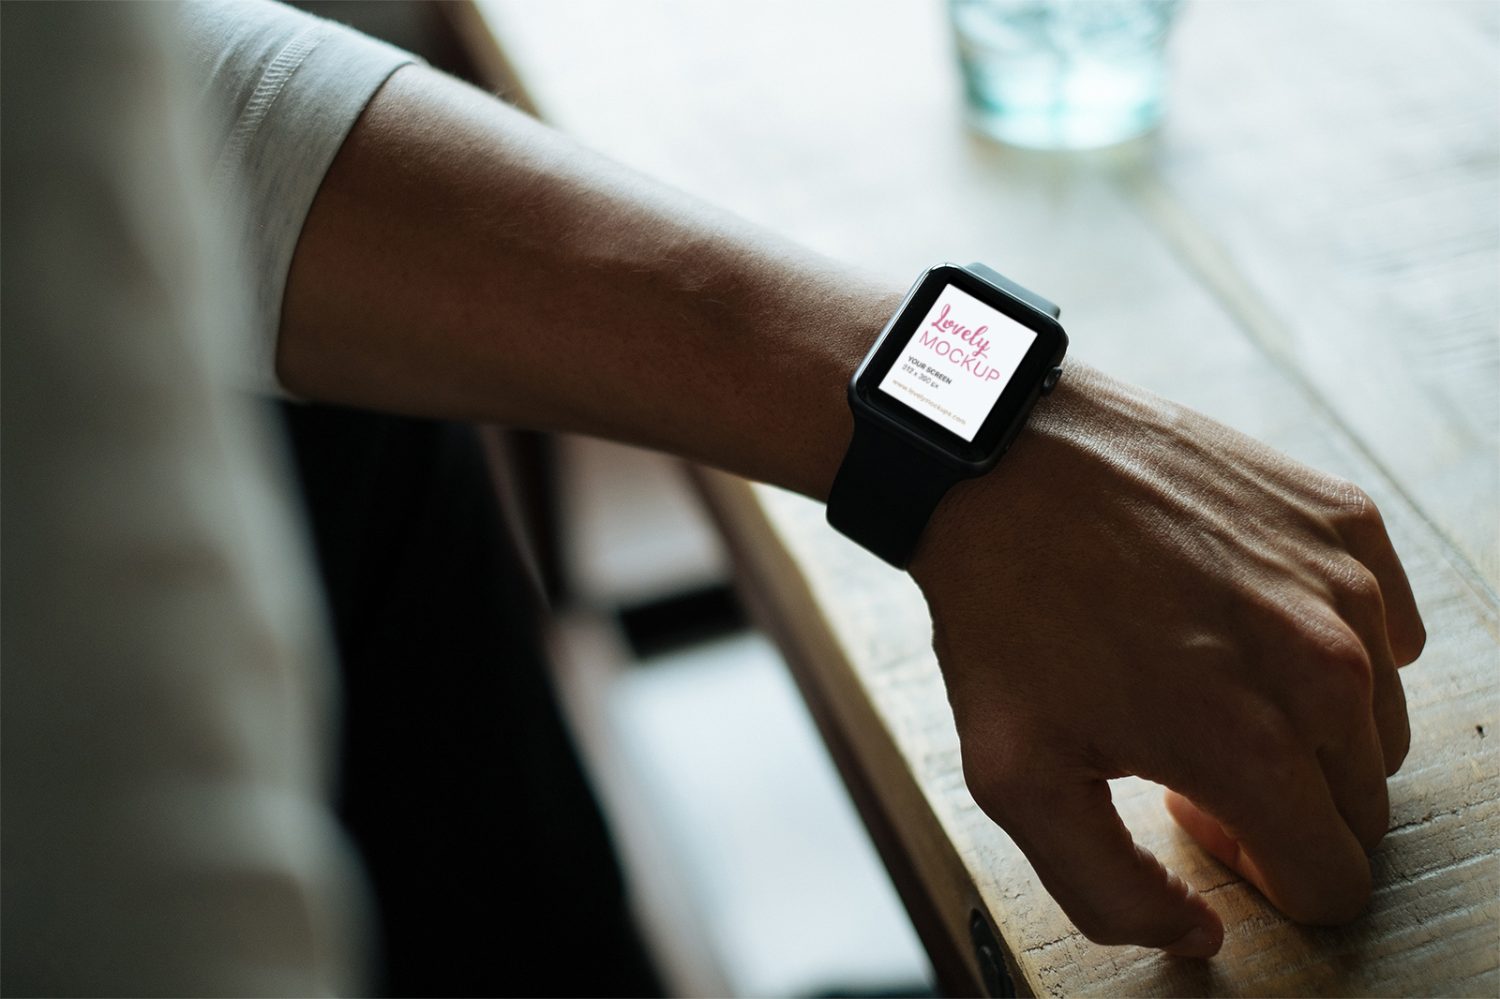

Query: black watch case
[849,264,1069,474]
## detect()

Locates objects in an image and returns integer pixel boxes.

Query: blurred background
[545,436,935,998]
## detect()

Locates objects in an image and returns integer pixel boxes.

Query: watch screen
[876,283,1038,441]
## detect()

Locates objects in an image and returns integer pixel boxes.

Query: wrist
[908,360,1108,591]
[772,278,903,501]
[824,263,1071,570]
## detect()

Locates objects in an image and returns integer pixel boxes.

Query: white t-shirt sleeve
[5,2,374,992]
[178,0,418,393]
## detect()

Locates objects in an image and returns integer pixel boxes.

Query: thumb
[984,778,1223,957]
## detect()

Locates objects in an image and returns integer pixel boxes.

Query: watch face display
[852,265,1068,469]
[875,283,1037,442]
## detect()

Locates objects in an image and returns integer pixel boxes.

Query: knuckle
[1329,647,1375,705]
[1224,701,1302,767]
[1300,617,1375,708]
[961,748,1031,826]
[1328,478,1382,529]
[1333,559,1384,611]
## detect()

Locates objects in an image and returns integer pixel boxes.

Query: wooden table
[454,2,1499,994]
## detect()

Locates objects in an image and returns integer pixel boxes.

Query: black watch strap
[826,263,1061,569]
[826,421,963,569]
[966,262,1061,320]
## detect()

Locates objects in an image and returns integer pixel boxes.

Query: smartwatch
[826,262,1068,568]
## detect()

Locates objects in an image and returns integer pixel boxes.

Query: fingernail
[1164,925,1218,958]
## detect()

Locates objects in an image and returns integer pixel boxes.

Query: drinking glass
[950,0,1183,150]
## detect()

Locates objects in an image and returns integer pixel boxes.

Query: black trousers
[281,404,661,998]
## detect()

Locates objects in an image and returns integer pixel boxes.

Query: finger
[1317,713,1390,852]
[1330,566,1411,775]
[1167,747,1371,925]
[1371,653,1411,775]
[989,779,1223,956]
[1164,789,1243,873]
[1336,492,1425,665]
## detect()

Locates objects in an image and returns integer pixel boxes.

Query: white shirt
[2,2,411,993]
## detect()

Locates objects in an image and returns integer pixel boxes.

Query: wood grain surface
[458,1,1499,994]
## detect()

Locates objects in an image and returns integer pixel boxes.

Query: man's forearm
[281,63,895,500]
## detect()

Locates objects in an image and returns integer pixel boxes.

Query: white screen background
[876,285,1036,441]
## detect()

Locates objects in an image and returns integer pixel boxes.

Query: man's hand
[911,364,1425,957]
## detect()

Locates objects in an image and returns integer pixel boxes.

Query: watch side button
[1041,366,1063,395]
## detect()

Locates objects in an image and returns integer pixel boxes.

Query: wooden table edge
[692,466,1027,998]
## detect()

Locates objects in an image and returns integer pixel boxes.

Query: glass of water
[950,0,1183,150]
